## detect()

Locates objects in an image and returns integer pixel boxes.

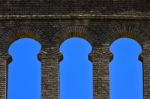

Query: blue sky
[7,37,143,99]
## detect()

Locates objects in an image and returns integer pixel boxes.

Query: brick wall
[0,0,149,99]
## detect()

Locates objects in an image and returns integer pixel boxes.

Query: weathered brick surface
[39,47,60,99]
[0,0,149,15]
[142,44,150,99]
[90,44,112,99]
[0,0,149,99]
[0,55,10,99]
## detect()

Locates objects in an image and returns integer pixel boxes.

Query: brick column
[142,43,150,99]
[39,47,60,99]
[90,44,111,99]
[0,54,11,99]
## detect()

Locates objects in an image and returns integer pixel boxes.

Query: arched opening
[110,38,143,99]
[7,38,41,99]
[60,37,93,99]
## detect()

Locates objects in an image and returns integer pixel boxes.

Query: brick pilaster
[0,54,11,99]
[39,47,60,99]
[142,43,150,99]
[90,44,111,99]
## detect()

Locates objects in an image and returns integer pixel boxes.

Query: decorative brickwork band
[39,47,60,99]
[90,44,112,99]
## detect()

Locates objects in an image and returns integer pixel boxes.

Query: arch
[6,32,41,50]
[110,37,143,99]
[57,33,93,62]
[108,33,144,61]
[59,37,93,99]
[58,32,93,47]
[52,26,96,46]
[109,33,143,46]
[7,38,42,99]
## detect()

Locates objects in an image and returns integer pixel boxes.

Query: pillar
[90,44,111,99]
[142,43,150,99]
[39,47,60,99]
[0,54,11,99]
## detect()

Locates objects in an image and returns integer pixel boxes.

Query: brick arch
[52,26,97,47]
[6,33,42,63]
[6,33,42,49]
[58,34,93,62]
[59,32,93,46]
[52,25,96,62]
[109,33,143,46]
[109,33,143,62]
[97,22,149,46]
